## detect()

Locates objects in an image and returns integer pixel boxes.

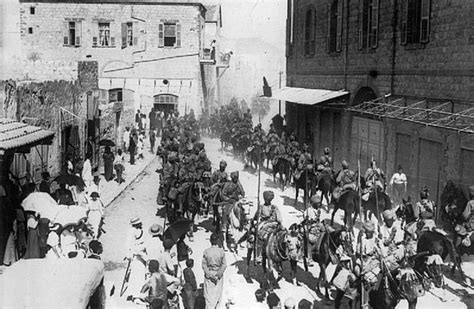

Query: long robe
[87,199,103,239]
[202,245,226,309]
[103,151,115,181]
[127,228,147,299]
[24,218,41,259]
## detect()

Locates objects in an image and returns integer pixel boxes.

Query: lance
[358,158,367,308]
[253,143,262,265]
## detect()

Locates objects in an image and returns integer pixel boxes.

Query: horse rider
[159,152,179,204]
[272,138,288,167]
[462,185,474,232]
[303,195,325,265]
[294,144,313,180]
[211,160,228,184]
[318,147,334,174]
[221,171,245,204]
[266,127,280,157]
[414,187,436,231]
[379,209,404,261]
[335,160,357,192]
[362,160,386,201]
[254,191,282,263]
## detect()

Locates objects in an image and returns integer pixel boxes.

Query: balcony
[200,48,216,64]
[217,52,232,68]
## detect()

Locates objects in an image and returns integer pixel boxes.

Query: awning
[0,118,55,152]
[348,95,474,134]
[271,87,349,105]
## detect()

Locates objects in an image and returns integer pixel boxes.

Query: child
[114,149,125,184]
[88,240,103,260]
[182,259,197,309]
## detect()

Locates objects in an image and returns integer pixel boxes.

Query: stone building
[18,0,222,121]
[277,0,474,201]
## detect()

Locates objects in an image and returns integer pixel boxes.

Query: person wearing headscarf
[379,209,404,260]
[462,185,474,232]
[414,187,436,231]
[221,171,245,205]
[202,233,227,309]
[126,217,148,304]
[211,160,228,184]
[258,191,282,224]
[103,145,115,181]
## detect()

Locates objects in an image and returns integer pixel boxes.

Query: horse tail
[444,234,462,272]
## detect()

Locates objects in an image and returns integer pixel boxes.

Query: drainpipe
[390,0,398,94]
[344,0,350,90]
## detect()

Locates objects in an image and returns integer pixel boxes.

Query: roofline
[20,0,207,10]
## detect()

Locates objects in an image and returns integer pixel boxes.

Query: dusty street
[101,137,474,309]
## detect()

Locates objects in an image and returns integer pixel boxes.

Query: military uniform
[294,149,312,180]
[336,167,357,191]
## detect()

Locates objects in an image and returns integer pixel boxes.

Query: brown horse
[330,190,360,229]
[262,229,302,291]
[272,157,292,190]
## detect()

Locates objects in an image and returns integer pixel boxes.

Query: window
[28,27,33,34]
[109,89,123,102]
[304,7,316,56]
[327,0,343,53]
[158,22,181,47]
[358,0,379,49]
[30,7,35,14]
[401,0,430,45]
[121,22,138,48]
[63,21,81,46]
[94,22,115,47]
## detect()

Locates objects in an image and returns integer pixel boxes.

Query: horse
[368,265,420,309]
[272,157,292,190]
[311,229,353,299]
[222,198,254,252]
[415,230,465,286]
[315,171,336,208]
[262,228,302,291]
[330,190,360,230]
[180,181,206,239]
[245,145,263,170]
[363,189,392,222]
[439,180,468,230]
[294,168,316,206]
[395,197,417,226]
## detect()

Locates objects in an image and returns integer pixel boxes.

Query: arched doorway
[153,94,178,118]
[350,87,384,172]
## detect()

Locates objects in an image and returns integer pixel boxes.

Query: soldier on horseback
[294,144,312,180]
[258,191,282,224]
[414,187,436,231]
[335,160,357,192]
[211,160,228,184]
[362,160,386,201]
[318,147,334,174]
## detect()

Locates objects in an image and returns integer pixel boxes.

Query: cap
[149,224,163,236]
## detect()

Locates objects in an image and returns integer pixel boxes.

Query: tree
[250,94,270,121]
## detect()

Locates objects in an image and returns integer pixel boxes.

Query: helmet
[324,147,330,155]
[341,160,349,169]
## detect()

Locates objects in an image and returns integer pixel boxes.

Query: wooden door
[418,139,442,201]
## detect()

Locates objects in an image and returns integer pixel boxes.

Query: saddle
[257,220,280,241]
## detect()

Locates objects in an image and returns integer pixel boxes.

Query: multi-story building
[18,0,223,119]
[278,0,474,201]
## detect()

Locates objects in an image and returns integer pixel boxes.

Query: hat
[382,209,396,221]
[363,220,375,232]
[130,217,142,226]
[341,160,349,169]
[219,160,227,167]
[90,191,100,198]
[255,288,266,302]
[230,171,239,178]
[266,292,280,307]
[149,224,163,236]
[324,147,330,154]
[263,191,274,201]
[163,238,174,250]
[310,195,321,205]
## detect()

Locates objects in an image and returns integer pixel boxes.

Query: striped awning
[0,118,55,152]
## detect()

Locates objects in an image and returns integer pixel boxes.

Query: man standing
[149,127,156,153]
[129,130,137,165]
[123,126,130,153]
[202,233,227,309]
[390,165,407,207]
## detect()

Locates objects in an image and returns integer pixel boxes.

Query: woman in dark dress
[103,146,115,181]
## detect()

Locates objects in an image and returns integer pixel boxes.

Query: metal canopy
[347,95,474,134]
[271,87,349,105]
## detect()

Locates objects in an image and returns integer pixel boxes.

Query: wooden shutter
[121,23,127,48]
[92,22,98,47]
[401,0,408,45]
[326,3,331,52]
[158,23,164,47]
[420,0,430,43]
[336,0,343,52]
[75,21,82,46]
[370,0,379,48]
[110,22,115,46]
[358,0,363,49]
[133,21,139,46]
[176,23,181,47]
[63,21,69,45]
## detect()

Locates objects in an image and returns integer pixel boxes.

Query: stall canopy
[271,87,349,105]
[348,95,474,134]
[0,118,55,153]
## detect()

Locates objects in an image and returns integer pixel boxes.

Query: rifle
[119,257,132,297]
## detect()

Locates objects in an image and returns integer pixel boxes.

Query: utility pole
[278,71,283,116]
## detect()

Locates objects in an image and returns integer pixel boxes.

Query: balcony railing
[200,48,216,63]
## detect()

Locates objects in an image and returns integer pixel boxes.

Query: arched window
[327,0,343,53]
[304,7,316,56]
[153,94,178,117]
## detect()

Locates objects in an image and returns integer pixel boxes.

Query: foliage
[250,94,270,120]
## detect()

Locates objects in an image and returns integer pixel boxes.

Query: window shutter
[111,37,115,46]
[139,22,146,50]
[371,0,379,48]
[121,23,127,48]
[326,3,331,52]
[358,0,363,49]
[75,21,82,46]
[63,21,69,45]
[158,23,164,47]
[176,23,181,47]
[110,22,115,46]
[420,0,430,43]
[312,8,316,55]
[93,22,98,47]
[133,21,139,46]
[401,0,408,45]
[336,0,343,52]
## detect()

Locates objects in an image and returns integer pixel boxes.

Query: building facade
[18,0,222,120]
[284,0,474,201]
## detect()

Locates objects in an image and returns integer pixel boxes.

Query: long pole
[278,71,282,116]
[358,159,366,308]
[254,144,262,264]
